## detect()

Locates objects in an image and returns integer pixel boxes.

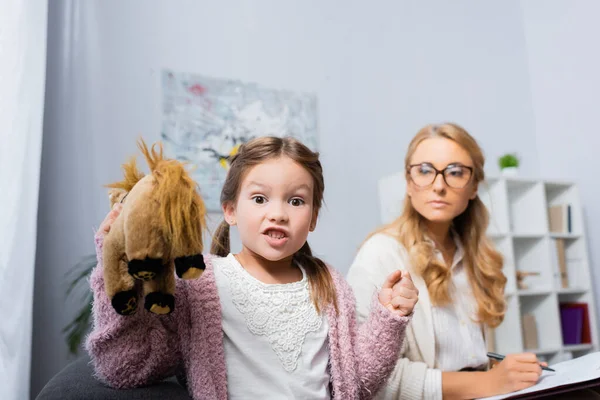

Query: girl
[86,136,419,399]
[347,123,546,400]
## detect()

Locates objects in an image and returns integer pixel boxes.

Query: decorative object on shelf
[521,313,539,350]
[551,238,569,288]
[498,153,519,176]
[548,203,573,233]
[516,270,540,290]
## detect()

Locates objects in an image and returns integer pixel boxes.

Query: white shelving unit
[378,173,598,365]
[480,176,598,364]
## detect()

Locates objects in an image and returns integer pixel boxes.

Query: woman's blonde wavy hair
[374,123,506,327]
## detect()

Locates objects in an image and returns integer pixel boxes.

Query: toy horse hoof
[112,290,138,315]
[144,292,174,315]
[175,254,206,280]
[128,258,162,281]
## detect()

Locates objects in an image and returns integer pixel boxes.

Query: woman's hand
[98,203,123,236]
[485,353,546,394]
[379,270,419,317]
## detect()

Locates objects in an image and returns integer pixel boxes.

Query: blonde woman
[347,123,546,400]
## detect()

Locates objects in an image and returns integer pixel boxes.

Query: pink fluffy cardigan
[86,234,410,399]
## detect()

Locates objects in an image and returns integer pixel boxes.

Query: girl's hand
[485,353,545,395]
[379,270,419,317]
[98,203,122,236]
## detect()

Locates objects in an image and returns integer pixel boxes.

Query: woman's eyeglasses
[407,162,474,189]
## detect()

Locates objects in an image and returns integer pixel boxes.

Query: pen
[487,352,556,372]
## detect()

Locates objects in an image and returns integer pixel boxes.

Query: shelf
[549,233,581,240]
[518,289,553,296]
[480,179,509,235]
[545,180,575,189]
[494,296,523,354]
[488,232,509,239]
[513,288,589,296]
[513,237,554,290]
[553,237,589,289]
[557,288,588,295]
[545,182,582,236]
[493,236,516,294]
[563,344,593,352]
[505,178,540,188]
[527,347,561,355]
[488,232,580,240]
[507,182,548,234]
[451,176,595,357]
[513,233,546,239]
[520,295,563,351]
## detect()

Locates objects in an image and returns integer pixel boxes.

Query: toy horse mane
[106,157,145,193]
[106,139,206,253]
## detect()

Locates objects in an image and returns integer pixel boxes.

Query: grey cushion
[36,357,191,400]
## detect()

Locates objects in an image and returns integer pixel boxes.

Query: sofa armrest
[36,357,191,400]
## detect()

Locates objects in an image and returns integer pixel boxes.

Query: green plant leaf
[498,153,519,169]
[65,254,96,297]
[63,254,96,355]
[62,291,93,354]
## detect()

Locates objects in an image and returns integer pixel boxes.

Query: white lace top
[213,253,331,399]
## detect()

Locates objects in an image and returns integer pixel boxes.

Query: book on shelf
[550,238,568,288]
[548,204,572,233]
[560,306,583,345]
[521,313,538,349]
[560,302,591,345]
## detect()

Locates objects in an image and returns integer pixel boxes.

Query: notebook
[478,352,600,399]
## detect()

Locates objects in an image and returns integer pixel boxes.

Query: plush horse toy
[102,139,207,316]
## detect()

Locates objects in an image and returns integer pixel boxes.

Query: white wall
[32,0,557,395]
[82,0,539,270]
[340,0,539,250]
[521,0,600,328]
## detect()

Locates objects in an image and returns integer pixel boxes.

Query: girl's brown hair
[210,136,337,313]
[370,123,506,327]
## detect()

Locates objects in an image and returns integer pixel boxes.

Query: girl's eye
[289,198,305,207]
[252,196,266,204]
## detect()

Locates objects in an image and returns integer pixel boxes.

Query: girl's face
[406,137,478,224]
[223,156,317,262]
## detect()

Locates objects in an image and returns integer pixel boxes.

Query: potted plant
[498,153,519,176]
